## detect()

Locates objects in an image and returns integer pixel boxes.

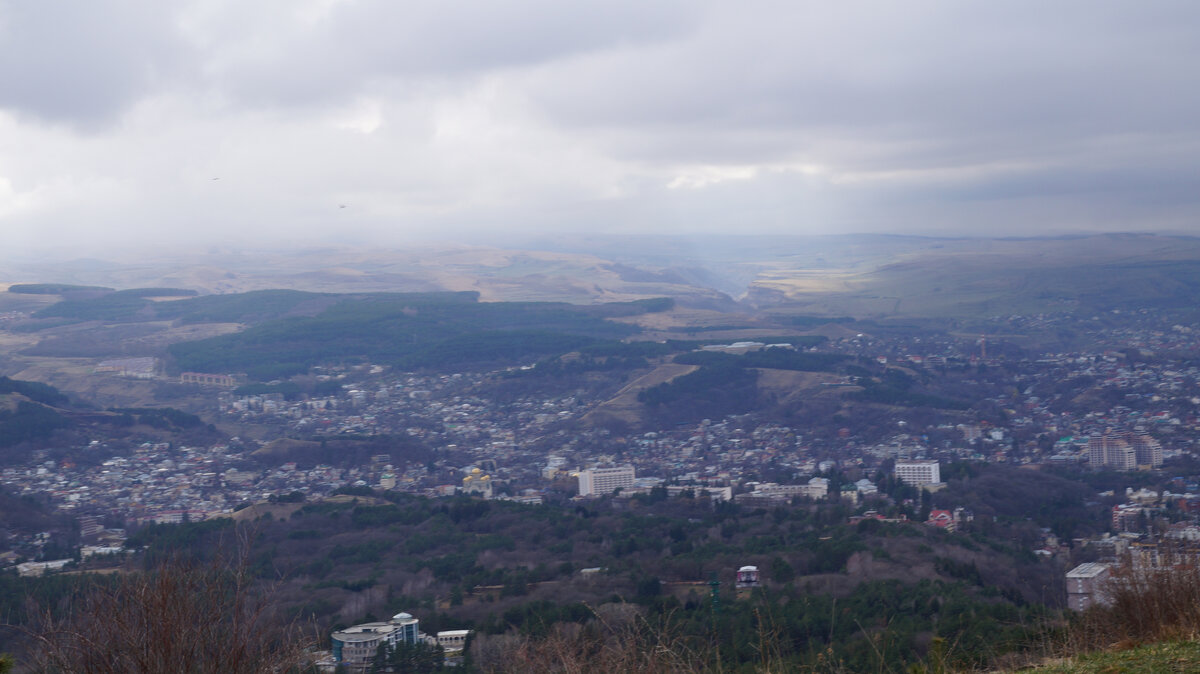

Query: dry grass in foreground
[1070,558,1200,652]
[1016,639,1200,673]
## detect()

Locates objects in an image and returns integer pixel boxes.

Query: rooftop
[1067,562,1111,579]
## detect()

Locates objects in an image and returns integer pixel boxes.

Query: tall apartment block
[1088,432,1162,469]
[894,460,940,486]
[577,465,636,497]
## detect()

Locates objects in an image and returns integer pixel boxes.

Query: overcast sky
[1,1,1198,255]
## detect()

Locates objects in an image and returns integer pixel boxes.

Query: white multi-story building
[1066,563,1111,611]
[894,460,940,486]
[332,612,420,671]
[577,465,635,497]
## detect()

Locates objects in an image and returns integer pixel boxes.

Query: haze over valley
[3,1,1200,671]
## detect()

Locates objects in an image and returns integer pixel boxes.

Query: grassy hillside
[749,237,1200,321]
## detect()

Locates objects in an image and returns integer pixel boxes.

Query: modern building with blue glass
[331,612,421,670]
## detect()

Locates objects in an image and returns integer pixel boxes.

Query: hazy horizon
[3,1,1199,254]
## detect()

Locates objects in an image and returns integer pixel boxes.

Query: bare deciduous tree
[23,554,313,674]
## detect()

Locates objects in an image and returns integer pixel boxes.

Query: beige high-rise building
[1130,433,1163,467]
[1089,432,1160,469]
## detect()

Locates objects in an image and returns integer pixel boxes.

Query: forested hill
[164,294,668,379]
[0,376,215,464]
[11,287,675,380]
[0,376,69,407]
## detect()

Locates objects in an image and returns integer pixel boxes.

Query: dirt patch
[0,331,38,350]
[610,308,751,331]
[7,359,201,408]
[585,362,698,426]
[754,369,854,402]
[251,438,322,461]
[61,567,130,576]
[231,502,305,522]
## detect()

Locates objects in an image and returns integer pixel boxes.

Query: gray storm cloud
[0,0,1197,255]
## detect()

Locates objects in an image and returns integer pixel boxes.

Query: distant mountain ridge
[4,233,1200,320]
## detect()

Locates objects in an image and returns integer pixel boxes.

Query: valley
[3,234,1200,670]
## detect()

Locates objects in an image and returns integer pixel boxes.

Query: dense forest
[155,293,663,379]
[849,368,971,410]
[639,363,762,423]
[0,376,69,407]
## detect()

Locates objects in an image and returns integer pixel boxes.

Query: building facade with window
[577,465,635,496]
[894,460,940,486]
[331,613,420,671]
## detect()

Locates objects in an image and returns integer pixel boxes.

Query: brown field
[612,307,755,331]
[753,368,856,404]
[251,438,322,461]
[152,321,243,344]
[8,358,179,408]
[231,494,390,523]
[0,330,38,350]
[230,502,306,522]
[752,270,860,295]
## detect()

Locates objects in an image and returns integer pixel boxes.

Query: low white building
[436,629,471,653]
[81,545,124,559]
[855,478,879,495]
[17,559,72,577]
[665,485,733,502]
[735,478,830,504]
